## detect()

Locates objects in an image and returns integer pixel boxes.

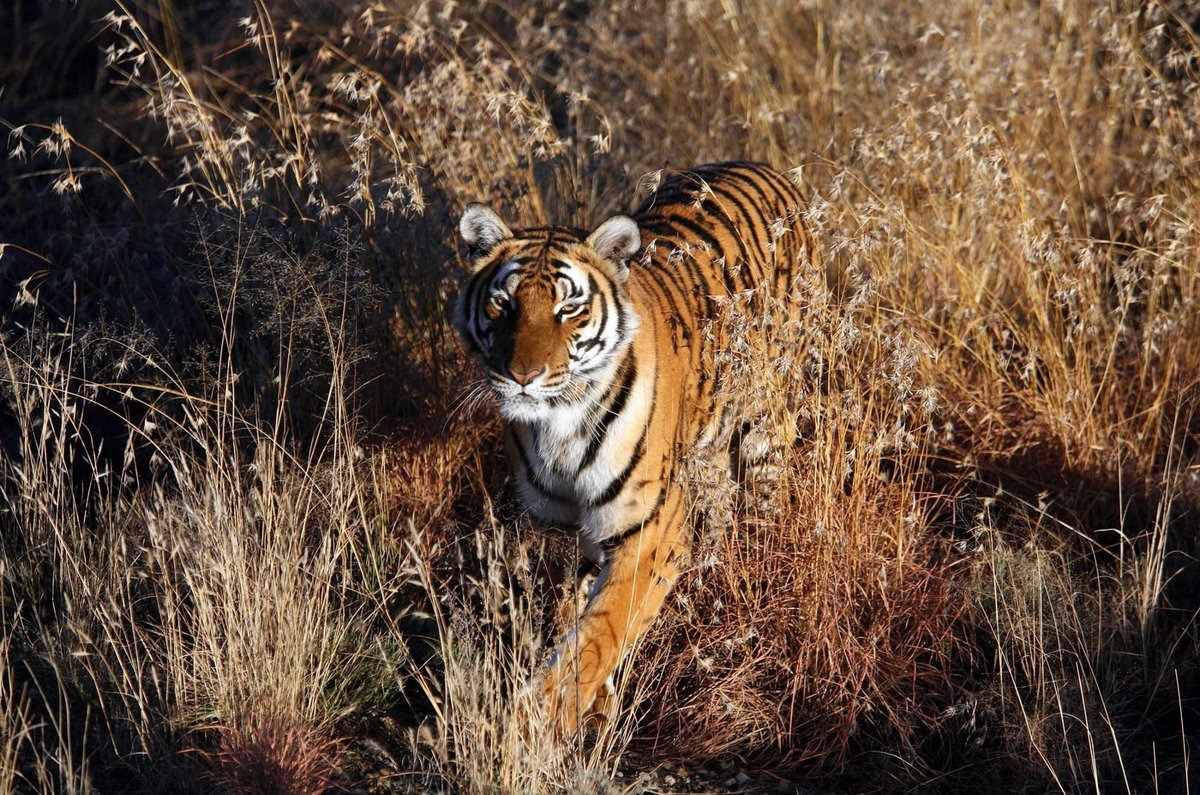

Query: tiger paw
[541,654,613,739]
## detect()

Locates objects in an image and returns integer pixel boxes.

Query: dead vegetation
[2,0,1199,792]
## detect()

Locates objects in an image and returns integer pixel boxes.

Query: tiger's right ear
[460,204,512,260]
[586,215,641,282]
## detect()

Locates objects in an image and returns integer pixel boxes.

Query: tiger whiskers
[445,379,496,428]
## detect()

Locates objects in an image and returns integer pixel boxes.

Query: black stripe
[588,432,645,508]
[577,350,637,473]
[638,217,721,302]
[575,281,617,370]
[657,211,741,296]
[710,172,777,291]
[555,272,583,299]
[637,163,764,213]
[600,522,643,553]
[637,258,692,328]
[728,169,802,277]
[648,211,722,253]
[638,220,700,302]
[600,488,668,552]
[573,335,603,356]
[646,272,697,347]
[612,289,629,339]
[739,161,791,191]
[509,427,573,503]
[624,225,700,331]
[590,273,609,340]
[711,180,770,285]
[733,165,807,288]
[463,269,493,349]
[648,193,748,302]
[747,167,810,288]
[636,217,688,241]
[719,168,783,222]
[635,183,699,215]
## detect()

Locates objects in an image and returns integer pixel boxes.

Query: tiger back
[454,161,815,735]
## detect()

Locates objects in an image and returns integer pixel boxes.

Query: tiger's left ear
[586,216,641,280]
[460,203,512,261]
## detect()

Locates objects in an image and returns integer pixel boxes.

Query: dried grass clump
[397,518,620,794]
[201,714,342,795]
[0,218,400,791]
[976,470,1197,792]
[629,220,961,771]
[96,0,616,225]
[813,1,1200,497]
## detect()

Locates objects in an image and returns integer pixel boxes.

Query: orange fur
[455,162,816,735]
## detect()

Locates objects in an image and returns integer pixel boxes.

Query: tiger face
[454,205,643,423]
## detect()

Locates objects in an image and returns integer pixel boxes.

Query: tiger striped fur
[454,162,815,735]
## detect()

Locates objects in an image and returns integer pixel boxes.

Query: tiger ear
[586,215,641,280]
[460,203,512,260]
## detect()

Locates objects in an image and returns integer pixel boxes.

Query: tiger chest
[508,357,661,532]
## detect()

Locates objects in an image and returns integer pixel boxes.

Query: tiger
[453,161,816,736]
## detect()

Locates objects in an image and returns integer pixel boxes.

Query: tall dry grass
[2,0,1199,792]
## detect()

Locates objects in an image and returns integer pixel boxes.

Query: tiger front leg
[542,487,688,737]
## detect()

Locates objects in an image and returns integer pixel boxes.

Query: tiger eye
[557,302,589,322]
[485,295,508,320]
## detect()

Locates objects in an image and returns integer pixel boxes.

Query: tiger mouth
[493,375,586,405]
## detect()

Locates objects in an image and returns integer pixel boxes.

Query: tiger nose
[509,365,545,386]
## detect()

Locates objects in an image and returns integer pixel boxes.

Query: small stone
[664,775,677,786]
[735,771,752,785]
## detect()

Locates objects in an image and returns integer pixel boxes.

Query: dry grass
[2,0,1199,792]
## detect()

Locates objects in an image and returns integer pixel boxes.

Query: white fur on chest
[511,355,656,538]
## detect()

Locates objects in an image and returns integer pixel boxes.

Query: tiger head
[454,205,643,422]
